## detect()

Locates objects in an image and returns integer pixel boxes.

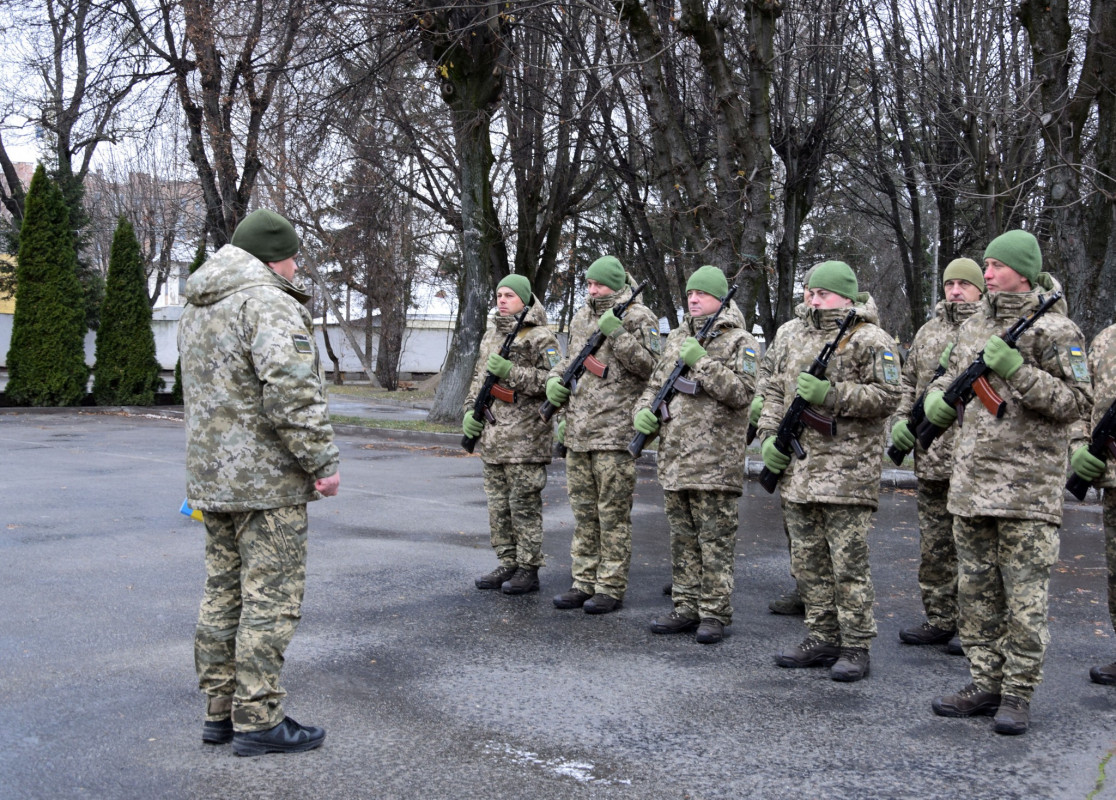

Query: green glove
[983,335,1023,379]
[938,342,954,370]
[796,372,831,405]
[679,337,707,368]
[598,309,622,337]
[1071,445,1105,481]
[546,377,571,407]
[890,419,916,452]
[634,408,660,435]
[556,420,567,444]
[924,390,957,428]
[761,437,791,474]
[749,395,764,426]
[462,410,484,438]
[486,353,513,380]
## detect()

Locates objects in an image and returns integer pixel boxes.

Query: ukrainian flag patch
[546,346,561,368]
[881,350,900,384]
[741,346,757,376]
[1069,345,1090,382]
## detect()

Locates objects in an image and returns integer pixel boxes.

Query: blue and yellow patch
[649,329,661,354]
[881,350,900,384]
[1068,345,1090,382]
[546,346,561,368]
[292,333,312,354]
[741,346,758,376]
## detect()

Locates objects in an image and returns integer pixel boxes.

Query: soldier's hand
[983,335,1023,379]
[546,377,571,407]
[556,420,567,444]
[462,410,484,438]
[924,390,957,428]
[796,372,831,405]
[315,471,340,497]
[1071,445,1105,481]
[634,408,660,435]
[598,309,622,337]
[938,342,954,370]
[749,395,764,426]
[890,419,916,452]
[679,337,707,368]
[761,437,791,474]
[487,353,513,380]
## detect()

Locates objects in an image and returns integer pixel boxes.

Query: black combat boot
[501,566,540,595]
[695,618,725,644]
[583,594,622,614]
[475,563,517,590]
[232,717,326,757]
[775,635,840,668]
[553,588,592,609]
[946,635,964,656]
[650,610,700,634]
[1090,662,1116,685]
[992,695,1030,735]
[202,695,233,744]
[899,621,956,645]
[768,589,805,616]
[931,683,1001,717]
[830,647,870,682]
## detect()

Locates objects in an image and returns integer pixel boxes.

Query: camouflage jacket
[930,287,1091,524]
[179,244,339,512]
[893,300,981,481]
[548,282,659,452]
[756,303,807,400]
[1087,323,1116,489]
[757,299,901,509]
[464,297,558,464]
[636,301,758,494]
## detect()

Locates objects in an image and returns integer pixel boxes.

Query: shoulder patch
[1068,344,1090,382]
[648,329,661,355]
[292,333,313,354]
[881,350,900,385]
[546,346,561,368]
[741,346,758,376]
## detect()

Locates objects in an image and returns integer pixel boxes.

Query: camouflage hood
[185,244,311,308]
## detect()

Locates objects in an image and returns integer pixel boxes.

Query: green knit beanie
[807,261,858,300]
[685,265,729,298]
[984,230,1042,285]
[942,257,985,292]
[497,274,532,305]
[586,256,626,291]
[231,209,300,263]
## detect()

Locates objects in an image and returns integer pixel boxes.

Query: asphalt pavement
[2,407,1115,800]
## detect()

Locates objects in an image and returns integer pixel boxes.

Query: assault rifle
[539,279,650,423]
[461,304,531,454]
[627,284,739,458]
[915,292,1062,451]
[758,309,858,493]
[1066,398,1116,501]
[885,363,946,466]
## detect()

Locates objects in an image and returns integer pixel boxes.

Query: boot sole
[992,719,1028,735]
[899,632,955,645]
[232,733,326,757]
[775,653,839,668]
[830,666,869,682]
[502,584,539,595]
[931,700,999,718]
[650,621,699,634]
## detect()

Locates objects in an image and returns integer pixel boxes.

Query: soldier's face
[268,256,297,282]
[687,290,722,317]
[984,258,1031,293]
[809,289,853,309]
[944,279,982,303]
[496,287,525,316]
[587,279,615,299]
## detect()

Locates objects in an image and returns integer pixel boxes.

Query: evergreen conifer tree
[92,217,163,405]
[5,165,89,406]
[171,236,207,403]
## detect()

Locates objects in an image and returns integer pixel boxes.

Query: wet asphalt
[1,408,1115,800]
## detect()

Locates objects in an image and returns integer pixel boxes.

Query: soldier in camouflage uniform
[179,209,340,756]
[544,256,659,614]
[634,265,759,644]
[1071,324,1116,687]
[759,261,901,682]
[464,274,560,595]
[890,259,984,655]
[926,230,1091,735]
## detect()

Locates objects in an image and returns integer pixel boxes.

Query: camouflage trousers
[195,505,308,732]
[1105,489,1116,632]
[567,449,636,599]
[953,515,1059,701]
[915,479,958,630]
[784,502,877,648]
[664,489,739,624]
[483,461,547,568]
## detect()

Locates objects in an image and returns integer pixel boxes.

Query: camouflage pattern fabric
[566,449,636,598]
[930,287,1091,525]
[483,461,548,568]
[915,478,957,630]
[953,515,1059,701]
[464,296,558,464]
[757,297,901,509]
[195,505,308,732]
[664,489,740,624]
[550,281,659,452]
[179,244,339,512]
[636,300,759,494]
[755,304,807,400]
[784,501,877,648]
[1086,323,1116,490]
[893,300,981,480]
